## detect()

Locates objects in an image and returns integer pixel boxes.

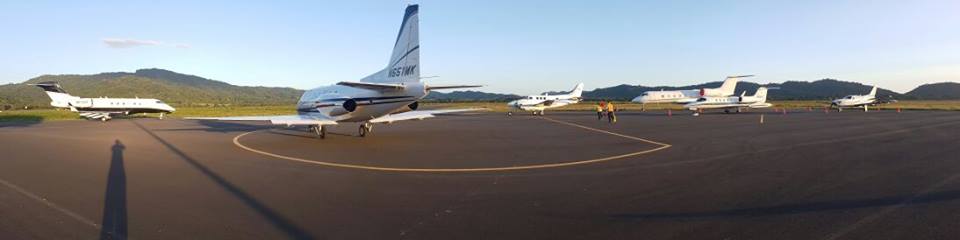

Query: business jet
[831,86,879,112]
[683,87,774,116]
[506,83,583,115]
[190,4,481,138]
[31,82,175,121]
[631,75,754,104]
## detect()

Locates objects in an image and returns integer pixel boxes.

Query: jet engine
[329,99,358,116]
[391,101,419,114]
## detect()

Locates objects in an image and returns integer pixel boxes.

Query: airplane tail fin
[569,83,585,98]
[868,86,877,97]
[753,87,768,102]
[362,4,420,84]
[719,75,753,96]
[30,82,77,108]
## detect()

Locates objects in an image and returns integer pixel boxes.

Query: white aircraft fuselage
[684,87,773,114]
[507,83,583,114]
[32,82,175,121]
[296,82,427,122]
[832,86,877,108]
[632,75,754,104]
[190,4,480,138]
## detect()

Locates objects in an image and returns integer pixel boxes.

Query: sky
[1,0,958,95]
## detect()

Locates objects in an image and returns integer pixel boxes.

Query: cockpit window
[697,98,707,102]
[156,100,164,104]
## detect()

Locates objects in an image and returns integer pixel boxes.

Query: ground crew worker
[606,101,617,123]
[596,103,604,120]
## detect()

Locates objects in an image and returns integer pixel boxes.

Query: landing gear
[359,123,373,137]
[310,125,326,139]
[507,111,513,116]
[724,109,730,114]
[736,108,742,113]
[159,112,165,120]
[101,117,108,122]
[532,111,544,116]
[692,112,700,117]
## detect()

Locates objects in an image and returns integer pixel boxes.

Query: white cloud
[102,38,190,49]
[102,38,163,48]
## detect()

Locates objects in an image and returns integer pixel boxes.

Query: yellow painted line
[232,117,671,172]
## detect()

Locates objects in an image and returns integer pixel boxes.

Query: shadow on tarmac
[132,121,315,240]
[611,189,960,221]
[0,115,44,128]
[100,140,128,240]
[152,120,268,133]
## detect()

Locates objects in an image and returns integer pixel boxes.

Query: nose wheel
[359,123,373,137]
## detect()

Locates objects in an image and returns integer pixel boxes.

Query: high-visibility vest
[606,103,615,112]
[596,105,603,112]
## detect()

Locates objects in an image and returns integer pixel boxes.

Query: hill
[425,90,520,101]
[906,82,960,100]
[0,69,303,108]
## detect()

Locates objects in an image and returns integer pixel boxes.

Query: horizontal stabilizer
[370,108,485,124]
[337,81,405,91]
[426,84,483,91]
[187,115,338,126]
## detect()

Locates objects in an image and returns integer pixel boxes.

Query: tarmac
[1,109,959,239]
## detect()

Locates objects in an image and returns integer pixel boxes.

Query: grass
[2,100,958,123]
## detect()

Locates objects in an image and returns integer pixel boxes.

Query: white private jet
[506,83,583,115]
[683,87,774,116]
[191,4,481,138]
[31,82,176,121]
[631,75,754,104]
[831,86,878,112]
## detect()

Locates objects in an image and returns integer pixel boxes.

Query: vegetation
[906,82,960,100]
[0,68,303,108]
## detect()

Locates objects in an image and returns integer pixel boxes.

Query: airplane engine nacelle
[392,101,419,114]
[329,99,358,116]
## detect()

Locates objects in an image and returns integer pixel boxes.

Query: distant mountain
[425,90,520,101]
[906,82,960,100]
[0,69,304,108]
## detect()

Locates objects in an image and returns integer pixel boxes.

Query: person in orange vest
[606,101,617,123]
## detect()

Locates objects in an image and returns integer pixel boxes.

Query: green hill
[0,69,303,108]
[906,82,960,100]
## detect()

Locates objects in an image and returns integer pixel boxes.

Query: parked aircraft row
[29,4,894,136]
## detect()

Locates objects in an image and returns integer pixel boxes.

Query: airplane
[683,87,774,116]
[631,75,754,104]
[190,4,482,138]
[31,82,175,121]
[831,86,881,112]
[506,83,583,116]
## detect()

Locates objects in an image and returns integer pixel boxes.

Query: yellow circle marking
[232,116,671,172]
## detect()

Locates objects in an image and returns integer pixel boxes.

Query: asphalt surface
[1,109,959,239]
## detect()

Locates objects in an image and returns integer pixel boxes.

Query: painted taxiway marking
[0,178,100,229]
[232,117,671,172]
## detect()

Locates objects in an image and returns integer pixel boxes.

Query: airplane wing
[187,115,338,126]
[542,100,555,106]
[369,108,485,124]
[425,84,483,90]
[337,81,405,91]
